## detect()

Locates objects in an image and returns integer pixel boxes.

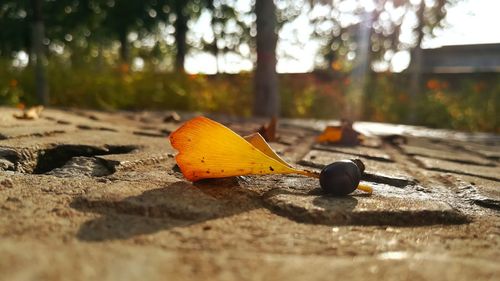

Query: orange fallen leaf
[316,126,343,143]
[316,120,362,146]
[169,116,317,182]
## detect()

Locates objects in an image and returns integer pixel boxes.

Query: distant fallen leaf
[169,116,317,182]
[316,119,362,146]
[13,105,44,120]
[316,126,343,143]
[257,117,277,142]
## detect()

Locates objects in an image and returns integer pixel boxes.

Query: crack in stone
[77,125,118,132]
[0,130,66,140]
[33,144,138,175]
[133,131,169,138]
[415,164,500,182]
[472,198,500,211]
[297,159,416,187]
[362,173,417,187]
[312,145,394,163]
[408,153,496,167]
[0,144,139,176]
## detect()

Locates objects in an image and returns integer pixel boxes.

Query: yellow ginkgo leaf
[243,133,291,167]
[169,116,316,182]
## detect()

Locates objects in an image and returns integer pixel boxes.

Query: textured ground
[0,107,499,281]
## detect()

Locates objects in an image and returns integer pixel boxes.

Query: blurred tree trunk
[211,26,220,74]
[31,0,48,105]
[174,1,187,72]
[118,29,130,62]
[253,0,279,117]
[408,0,426,124]
[213,40,220,74]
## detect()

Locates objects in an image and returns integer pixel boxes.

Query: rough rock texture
[0,107,499,281]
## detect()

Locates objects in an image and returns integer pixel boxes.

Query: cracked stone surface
[312,143,393,162]
[415,156,500,181]
[0,107,499,281]
[400,142,495,166]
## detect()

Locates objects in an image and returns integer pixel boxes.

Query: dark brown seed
[319,160,364,196]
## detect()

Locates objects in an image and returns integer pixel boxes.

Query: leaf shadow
[70,178,260,242]
[71,177,469,242]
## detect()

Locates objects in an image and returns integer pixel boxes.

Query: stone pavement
[0,107,499,281]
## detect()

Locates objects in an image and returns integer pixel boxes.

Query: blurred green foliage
[418,77,499,133]
[365,73,499,133]
[1,61,498,133]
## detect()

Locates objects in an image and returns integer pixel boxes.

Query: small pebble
[0,178,14,189]
[163,112,181,123]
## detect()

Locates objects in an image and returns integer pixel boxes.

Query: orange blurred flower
[9,79,18,88]
[426,79,440,90]
[331,60,342,71]
[474,82,485,93]
[398,93,408,103]
[426,79,449,91]
[118,63,130,74]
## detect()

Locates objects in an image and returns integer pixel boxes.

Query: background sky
[185,0,500,74]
